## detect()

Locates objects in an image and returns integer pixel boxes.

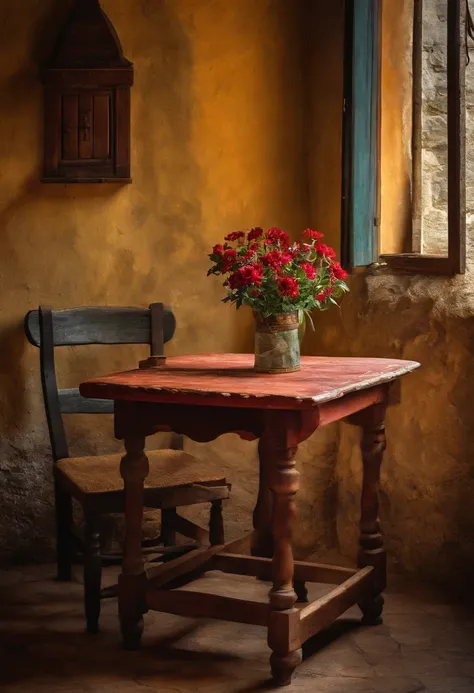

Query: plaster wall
[0,0,309,560]
[379,0,414,254]
[304,0,344,258]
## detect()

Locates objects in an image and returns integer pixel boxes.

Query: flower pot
[254,312,301,374]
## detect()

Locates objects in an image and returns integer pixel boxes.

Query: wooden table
[80,353,419,686]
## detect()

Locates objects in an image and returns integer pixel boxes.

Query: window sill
[378,254,459,276]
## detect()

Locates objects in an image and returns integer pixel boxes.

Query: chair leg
[209,500,225,546]
[55,480,73,581]
[84,512,102,634]
[161,508,177,546]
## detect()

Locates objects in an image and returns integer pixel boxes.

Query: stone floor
[1,563,474,693]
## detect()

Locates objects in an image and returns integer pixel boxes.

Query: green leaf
[304,310,315,331]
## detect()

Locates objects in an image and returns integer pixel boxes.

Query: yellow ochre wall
[380,0,413,254]
[305,0,345,259]
[0,0,309,559]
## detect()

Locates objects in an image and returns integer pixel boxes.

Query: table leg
[118,436,149,649]
[266,415,302,686]
[251,436,274,559]
[255,434,307,601]
[357,403,387,625]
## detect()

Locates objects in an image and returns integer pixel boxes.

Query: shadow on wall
[0,0,74,66]
[0,321,28,439]
[434,316,474,596]
[399,178,414,254]
[304,274,474,594]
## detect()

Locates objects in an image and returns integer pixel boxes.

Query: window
[342,0,467,275]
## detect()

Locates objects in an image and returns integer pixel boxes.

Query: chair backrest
[24,304,176,461]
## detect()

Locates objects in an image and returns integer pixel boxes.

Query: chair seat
[55,449,227,498]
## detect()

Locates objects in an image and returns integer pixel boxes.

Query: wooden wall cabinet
[42,0,134,184]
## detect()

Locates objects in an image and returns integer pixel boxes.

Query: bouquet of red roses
[207,227,349,324]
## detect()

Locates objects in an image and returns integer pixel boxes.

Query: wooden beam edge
[212,553,357,586]
[379,254,455,276]
[146,588,270,627]
[298,566,374,643]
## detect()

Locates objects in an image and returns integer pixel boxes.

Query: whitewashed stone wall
[422,0,474,255]
[421,0,448,254]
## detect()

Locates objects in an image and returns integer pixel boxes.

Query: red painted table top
[79,353,420,410]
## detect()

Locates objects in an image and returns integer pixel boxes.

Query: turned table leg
[252,436,274,560]
[357,403,387,625]
[266,414,302,687]
[254,433,307,601]
[119,436,149,649]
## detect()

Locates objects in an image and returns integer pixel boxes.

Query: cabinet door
[92,93,111,160]
[61,91,112,163]
[61,93,79,160]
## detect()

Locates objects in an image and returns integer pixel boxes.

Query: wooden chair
[24,303,230,634]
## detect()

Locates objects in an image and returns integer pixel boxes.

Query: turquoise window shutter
[343,0,379,268]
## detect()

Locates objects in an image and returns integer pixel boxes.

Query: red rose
[221,248,237,271]
[212,244,224,256]
[303,228,324,240]
[315,243,336,259]
[280,251,293,264]
[241,262,264,286]
[261,249,292,269]
[261,250,281,269]
[315,292,325,301]
[228,271,244,290]
[248,227,264,241]
[264,227,290,248]
[250,262,264,283]
[228,262,263,289]
[277,276,299,298]
[225,231,246,242]
[239,266,256,285]
[330,261,348,280]
[300,262,317,280]
[323,287,334,297]
[228,267,252,289]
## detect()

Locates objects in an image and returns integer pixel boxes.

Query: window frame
[380,0,466,276]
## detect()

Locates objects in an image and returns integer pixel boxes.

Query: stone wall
[421,0,474,254]
[422,0,449,254]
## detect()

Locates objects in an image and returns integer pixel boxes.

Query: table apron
[113,383,390,444]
